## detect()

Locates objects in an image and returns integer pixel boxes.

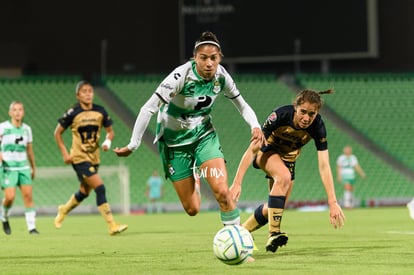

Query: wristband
[102,139,112,149]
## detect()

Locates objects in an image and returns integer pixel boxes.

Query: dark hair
[75,80,92,94]
[193,31,223,56]
[293,88,333,110]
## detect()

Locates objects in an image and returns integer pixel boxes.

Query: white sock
[25,210,36,231]
[407,198,414,220]
[1,206,10,222]
[344,191,353,208]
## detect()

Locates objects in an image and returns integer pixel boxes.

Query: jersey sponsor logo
[194,96,212,110]
[161,83,174,90]
[81,118,98,123]
[173,73,181,80]
[15,136,23,144]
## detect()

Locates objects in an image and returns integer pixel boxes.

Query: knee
[22,193,33,202]
[277,173,292,187]
[4,193,15,202]
[184,206,200,216]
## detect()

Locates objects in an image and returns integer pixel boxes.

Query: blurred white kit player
[407,198,414,220]
[0,101,38,234]
[336,146,366,209]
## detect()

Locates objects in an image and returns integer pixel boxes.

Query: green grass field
[1,207,413,274]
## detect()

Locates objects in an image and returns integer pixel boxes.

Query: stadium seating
[296,73,414,205]
[104,74,414,208]
[1,73,413,214]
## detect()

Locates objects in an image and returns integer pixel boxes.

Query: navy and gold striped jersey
[58,103,112,165]
[261,105,328,162]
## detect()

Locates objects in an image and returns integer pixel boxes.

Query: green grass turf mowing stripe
[0,207,413,274]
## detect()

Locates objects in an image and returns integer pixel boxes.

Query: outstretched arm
[230,139,262,201]
[114,93,161,157]
[318,150,345,229]
[230,95,266,145]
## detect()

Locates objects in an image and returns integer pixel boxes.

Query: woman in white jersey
[115,31,265,226]
[0,101,38,234]
[336,145,366,208]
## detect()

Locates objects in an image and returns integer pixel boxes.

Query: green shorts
[341,177,356,185]
[2,169,32,189]
[158,131,224,181]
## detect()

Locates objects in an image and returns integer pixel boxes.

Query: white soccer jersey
[154,60,244,147]
[127,60,260,151]
[336,154,358,179]
[0,120,32,171]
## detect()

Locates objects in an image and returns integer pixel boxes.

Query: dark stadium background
[0,0,414,77]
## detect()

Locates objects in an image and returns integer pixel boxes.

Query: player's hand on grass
[329,202,345,229]
[113,146,133,157]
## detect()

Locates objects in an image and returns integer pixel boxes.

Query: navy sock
[254,204,268,225]
[74,191,88,202]
[94,185,107,206]
[268,195,286,209]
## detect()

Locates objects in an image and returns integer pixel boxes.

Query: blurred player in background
[407,198,414,220]
[0,101,38,234]
[336,145,366,209]
[145,170,164,213]
[54,80,127,235]
[114,31,265,227]
[230,89,345,252]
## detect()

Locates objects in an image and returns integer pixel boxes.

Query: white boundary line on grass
[385,230,414,235]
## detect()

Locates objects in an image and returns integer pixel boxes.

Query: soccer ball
[213,225,254,265]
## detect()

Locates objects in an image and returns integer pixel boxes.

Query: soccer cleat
[29,229,40,234]
[54,205,66,229]
[2,220,11,235]
[265,232,288,253]
[109,224,128,235]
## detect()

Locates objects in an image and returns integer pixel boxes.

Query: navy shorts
[72,162,99,182]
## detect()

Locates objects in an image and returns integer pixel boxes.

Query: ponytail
[318,88,334,95]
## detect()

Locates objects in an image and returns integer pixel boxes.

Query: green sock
[220,208,240,226]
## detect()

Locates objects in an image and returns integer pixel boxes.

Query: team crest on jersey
[213,81,221,93]
[267,112,277,121]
